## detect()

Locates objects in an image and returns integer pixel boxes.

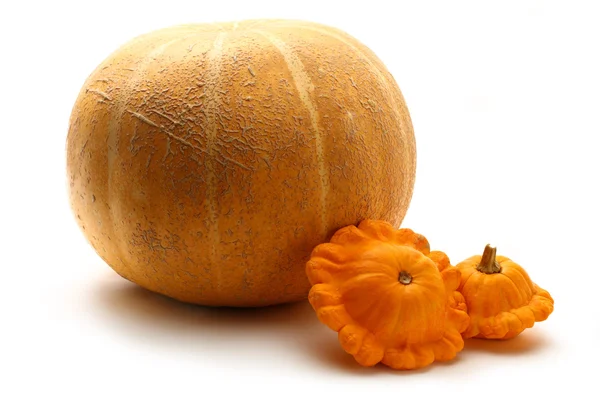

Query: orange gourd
[456,245,554,339]
[306,220,469,370]
[66,20,416,307]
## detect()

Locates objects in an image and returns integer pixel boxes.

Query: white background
[1,0,598,398]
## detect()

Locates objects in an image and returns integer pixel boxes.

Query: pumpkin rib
[104,33,197,281]
[451,291,468,313]
[528,287,554,321]
[476,306,526,339]
[408,254,439,279]
[329,225,371,245]
[512,304,536,329]
[338,324,366,355]
[305,258,341,285]
[340,272,396,292]
[495,271,527,307]
[307,283,342,309]
[501,264,534,300]
[361,284,402,335]
[428,250,451,272]
[380,325,464,370]
[458,265,478,291]
[446,292,470,333]
[316,302,464,370]
[357,219,397,242]
[316,304,353,331]
[341,259,399,279]
[344,281,397,329]
[310,243,351,265]
[354,333,385,367]
[448,308,470,334]
[387,285,408,343]
[382,347,412,370]
[253,28,329,238]
[282,22,401,102]
[394,228,430,254]
[513,288,553,324]
[307,255,399,284]
[440,268,461,293]
[503,312,524,339]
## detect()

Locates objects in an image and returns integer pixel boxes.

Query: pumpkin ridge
[338,324,366,355]
[428,250,450,272]
[339,272,396,297]
[459,265,480,292]
[276,23,405,116]
[341,259,398,279]
[379,322,465,369]
[386,284,407,343]
[497,270,528,306]
[105,35,192,278]
[357,220,397,241]
[528,289,554,319]
[205,31,227,298]
[291,23,416,176]
[354,333,385,366]
[474,302,543,339]
[501,263,534,300]
[329,225,370,245]
[254,29,329,237]
[316,304,352,331]
[307,283,341,309]
[316,291,468,368]
[358,283,401,335]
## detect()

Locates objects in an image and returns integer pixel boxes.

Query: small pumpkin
[306,220,469,370]
[456,244,554,340]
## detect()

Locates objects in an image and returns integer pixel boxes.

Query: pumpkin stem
[398,271,413,285]
[477,244,502,274]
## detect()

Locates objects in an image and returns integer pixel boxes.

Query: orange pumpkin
[456,245,554,339]
[306,220,469,370]
[66,20,416,307]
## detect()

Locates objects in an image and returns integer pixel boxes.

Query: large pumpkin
[66,19,416,307]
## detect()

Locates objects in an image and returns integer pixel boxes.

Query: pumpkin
[456,245,554,339]
[66,20,416,307]
[306,220,469,370]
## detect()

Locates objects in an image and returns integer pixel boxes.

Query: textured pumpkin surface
[456,245,554,339]
[66,20,416,307]
[306,221,469,370]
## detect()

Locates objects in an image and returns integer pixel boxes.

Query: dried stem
[477,244,502,274]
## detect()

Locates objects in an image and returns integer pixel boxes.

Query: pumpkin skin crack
[456,245,554,340]
[306,220,469,370]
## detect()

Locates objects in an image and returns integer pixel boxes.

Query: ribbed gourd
[66,20,416,307]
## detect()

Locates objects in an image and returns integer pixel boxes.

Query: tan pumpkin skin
[66,20,416,307]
